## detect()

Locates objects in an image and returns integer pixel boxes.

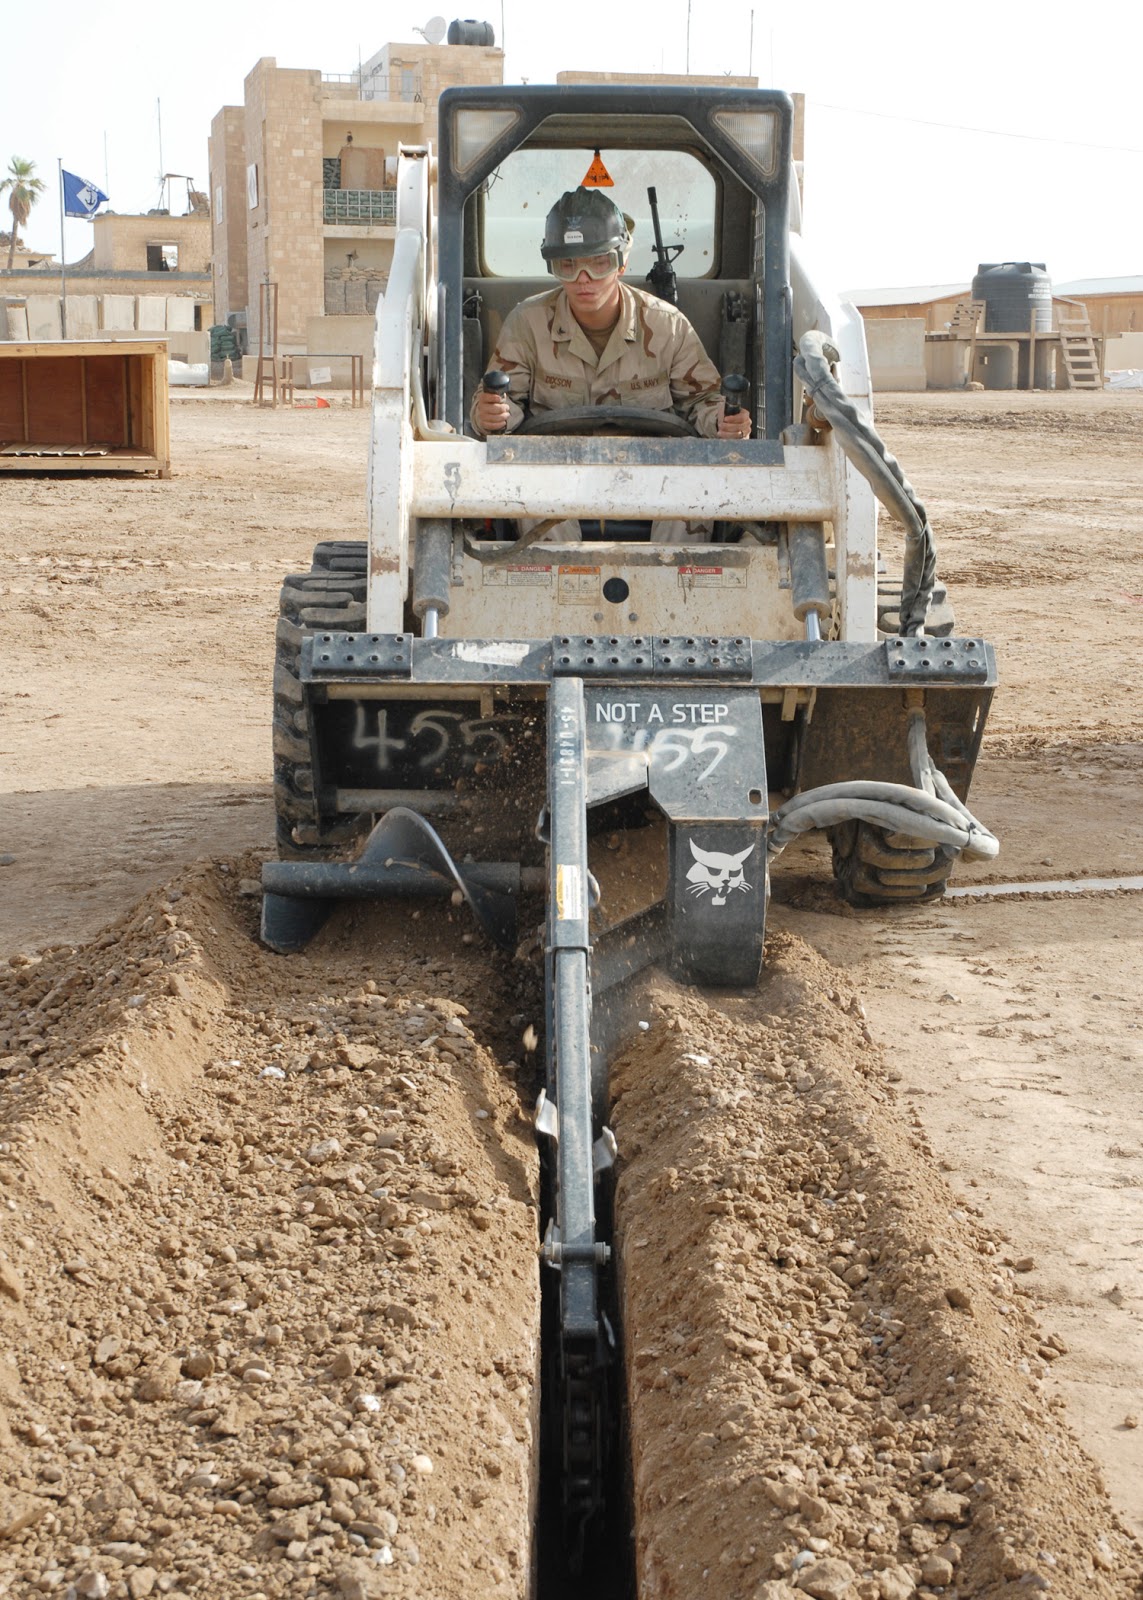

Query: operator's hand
[716,401,752,441]
[474,386,512,435]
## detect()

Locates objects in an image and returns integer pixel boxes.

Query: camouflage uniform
[472,280,724,437]
[471,281,725,542]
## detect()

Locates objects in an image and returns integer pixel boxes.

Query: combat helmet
[541,187,630,264]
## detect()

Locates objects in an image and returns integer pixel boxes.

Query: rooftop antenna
[413,15,447,43]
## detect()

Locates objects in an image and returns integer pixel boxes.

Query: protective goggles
[548,250,623,282]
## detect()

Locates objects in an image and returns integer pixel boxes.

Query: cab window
[482,149,717,278]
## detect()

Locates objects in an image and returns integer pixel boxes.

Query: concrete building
[209,33,504,370]
[1,208,213,354]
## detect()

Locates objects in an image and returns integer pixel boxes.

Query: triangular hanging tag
[581,149,614,187]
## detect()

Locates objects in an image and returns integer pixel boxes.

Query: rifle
[645,186,684,306]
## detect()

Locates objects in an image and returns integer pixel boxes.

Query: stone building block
[324,278,346,314]
[344,279,368,315]
[26,296,62,340]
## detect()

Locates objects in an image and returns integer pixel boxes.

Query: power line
[815,100,1143,155]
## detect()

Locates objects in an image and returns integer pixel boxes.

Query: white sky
[7,0,1141,291]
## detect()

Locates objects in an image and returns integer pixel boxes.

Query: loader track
[273,566,366,856]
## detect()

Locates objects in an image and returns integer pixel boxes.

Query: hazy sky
[7,0,1141,291]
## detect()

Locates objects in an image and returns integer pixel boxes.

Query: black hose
[794,331,937,635]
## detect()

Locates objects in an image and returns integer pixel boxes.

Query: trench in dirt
[1,865,1142,1599]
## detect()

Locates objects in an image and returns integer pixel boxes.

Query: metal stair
[1056,307,1102,390]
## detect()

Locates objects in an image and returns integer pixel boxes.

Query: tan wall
[210,105,249,325]
[320,99,426,156]
[857,297,965,333]
[217,42,504,351]
[368,42,503,119]
[244,59,327,349]
[92,213,210,274]
[1056,293,1143,336]
[1106,331,1143,369]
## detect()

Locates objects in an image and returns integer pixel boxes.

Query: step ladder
[1056,309,1101,390]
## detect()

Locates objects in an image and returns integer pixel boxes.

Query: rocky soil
[1,388,1141,1598]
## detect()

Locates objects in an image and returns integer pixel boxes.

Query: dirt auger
[260,85,998,1567]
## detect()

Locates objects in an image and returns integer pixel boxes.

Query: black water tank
[448,18,495,45]
[972,262,1052,333]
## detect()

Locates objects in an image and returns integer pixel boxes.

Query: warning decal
[558,565,601,604]
[581,149,614,187]
[678,565,748,590]
[482,564,553,587]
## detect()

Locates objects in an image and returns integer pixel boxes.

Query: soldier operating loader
[260,85,998,1564]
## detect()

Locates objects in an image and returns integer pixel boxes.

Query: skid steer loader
[261,85,998,1565]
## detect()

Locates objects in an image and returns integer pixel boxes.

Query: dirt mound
[0,864,539,1599]
[3,868,1142,1599]
[613,934,1143,1599]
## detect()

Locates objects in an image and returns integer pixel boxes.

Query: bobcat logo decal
[686,840,755,906]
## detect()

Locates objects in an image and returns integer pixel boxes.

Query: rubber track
[828,818,954,905]
[273,565,366,856]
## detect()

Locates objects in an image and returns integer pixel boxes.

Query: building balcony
[323,189,397,226]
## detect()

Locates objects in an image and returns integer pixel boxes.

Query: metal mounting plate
[303,633,413,679]
[552,635,752,680]
[885,637,989,682]
[552,636,654,677]
[653,635,752,679]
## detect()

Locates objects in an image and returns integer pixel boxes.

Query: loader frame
[263,84,997,1566]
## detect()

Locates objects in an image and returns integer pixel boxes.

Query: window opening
[481,148,717,278]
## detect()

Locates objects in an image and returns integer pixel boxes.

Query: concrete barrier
[866,318,926,392]
[102,295,136,330]
[25,296,63,340]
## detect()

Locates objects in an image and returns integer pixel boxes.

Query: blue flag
[63,170,108,218]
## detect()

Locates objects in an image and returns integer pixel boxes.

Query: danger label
[678,565,747,590]
[483,564,553,587]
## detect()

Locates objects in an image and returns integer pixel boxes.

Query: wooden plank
[26,357,84,444]
[84,355,128,446]
[0,361,24,440]
[0,339,169,360]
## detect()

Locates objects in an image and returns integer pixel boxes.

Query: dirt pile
[613,934,1143,1599]
[0,864,539,1599]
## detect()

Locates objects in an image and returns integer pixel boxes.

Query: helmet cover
[541,187,630,263]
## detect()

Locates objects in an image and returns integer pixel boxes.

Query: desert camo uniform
[471,281,726,542]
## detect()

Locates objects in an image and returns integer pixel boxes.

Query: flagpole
[58,158,68,339]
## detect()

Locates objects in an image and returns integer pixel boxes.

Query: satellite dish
[419,15,447,42]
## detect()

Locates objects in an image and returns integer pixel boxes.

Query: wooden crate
[0,340,171,477]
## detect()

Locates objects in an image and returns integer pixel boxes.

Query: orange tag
[581,150,614,187]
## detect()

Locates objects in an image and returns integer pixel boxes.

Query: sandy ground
[1,389,1141,1598]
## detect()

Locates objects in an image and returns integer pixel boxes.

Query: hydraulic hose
[766,780,999,863]
[767,701,999,865]
[794,330,936,636]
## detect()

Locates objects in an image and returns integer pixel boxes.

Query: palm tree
[1,157,47,271]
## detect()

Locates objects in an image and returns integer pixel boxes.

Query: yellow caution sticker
[556,864,585,922]
[581,150,614,187]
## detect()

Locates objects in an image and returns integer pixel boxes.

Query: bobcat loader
[260,85,997,1564]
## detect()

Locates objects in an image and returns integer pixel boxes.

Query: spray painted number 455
[352,706,515,771]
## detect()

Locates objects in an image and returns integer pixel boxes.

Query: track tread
[273,558,367,858]
[829,819,953,906]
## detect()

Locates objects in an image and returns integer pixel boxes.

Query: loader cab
[434,85,796,443]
